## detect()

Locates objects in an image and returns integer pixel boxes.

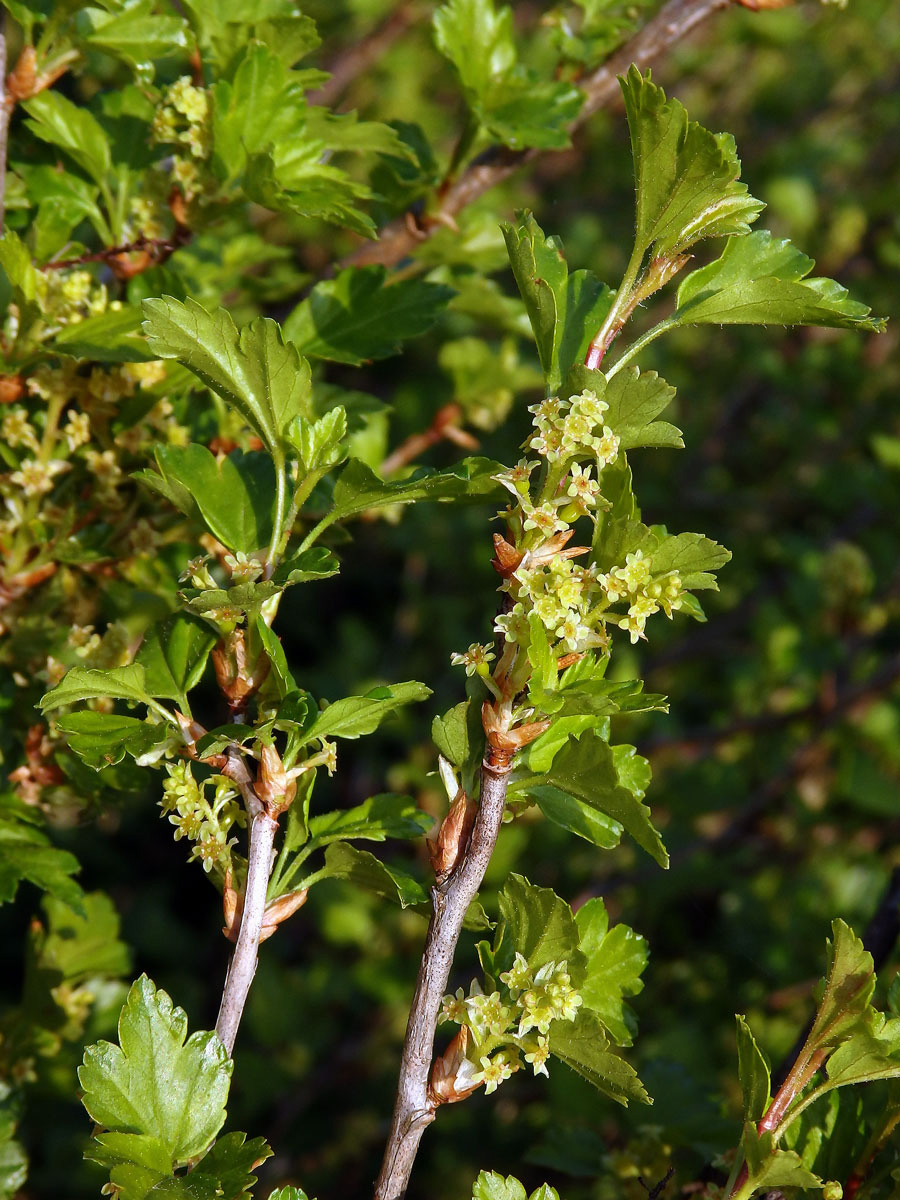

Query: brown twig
[374,754,512,1200]
[42,226,192,278]
[343,0,733,272]
[308,3,421,110]
[379,403,479,477]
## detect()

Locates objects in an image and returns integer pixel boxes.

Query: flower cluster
[598,549,685,643]
[527,389,620,469]
[483,385,690,667]
[160,761,245,874]
[438,954,582,1094]
[151,77,213,200]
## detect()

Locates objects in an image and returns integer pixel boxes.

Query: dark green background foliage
[0,0,898,1198]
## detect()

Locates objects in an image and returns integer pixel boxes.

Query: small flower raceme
[436,954,583,1097]
[160,761,245,874]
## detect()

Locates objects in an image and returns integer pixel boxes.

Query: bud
[822,1184,842,1200]
[428,1027,481,1106]
[491,533,523,577]
[6,47,37,103]
[212,629,270,712]
[428,787,476,882]
[223,870,309,942]
[482,702,551,757]
[259,888,308,941]
[0,375,25,405]
[253,742,297,812]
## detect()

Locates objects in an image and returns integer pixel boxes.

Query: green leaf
[38,891,130,982]
[526,731,667,867]
[255,618,296,700]
[620,65,763,258]
[272,547,341,587]
[187,1132,273,1198]
[142,298,313,460]
[52,307,153,363]
[502,213,613,391]
[434,0,582,150]
[741,1123,823,1191]
[283,267,455,365]
[77,2,190,80]
[54,712,167,770]
[808,920,875,1053]
[135,614,217,708]
[576,899,647,1047]
[431,691,485,794]
[321,843,428,908]
[79,976,232,1166]
[0,812,83,910]
[0,1084,26,1200]
[736,1015,771,1124]
[472,1173,526,1200]
[138,445,277,554]
[821,1012,900,1089]
[40,665,154,713]
[650,531,731,590]
[327,456,503,524]
[267,1189,312,1200]
[307,795,432,846]
[568,364,682,450]
[673,229,886,332]
[302,682,431,743]
[549,1010,649,1105]
[22,92,111,187]
[497,873,583,977]
[89,1131,271,1200]
[529,784,622,851]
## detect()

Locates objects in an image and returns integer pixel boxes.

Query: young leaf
[283,266,455,365]
[740,1123,823,1191]
[569,364,682,451]
[673,229,886,332]
[137,445,277,554]
[321,843,428,909]
[23,92,111,187]
[255,618,296,700]
[268,1190,312,1200]
[576,899,648,1047]
[434,0,582,151]
[77,2,191,80]
[135,613,217,708]
[327,456,503,525]
[808,920,876,1053]
[52,307,153,363]
[472,1174,527,1200]
[549,1010,649,1105]
[736,1015,771,1124]
[142,298,313,460]
[528,785,622,851]
[54,712,168,770]
[302,681,431,743]
[502,213,613,391]
[621,65,763,259]
[525,731,667,867]
[307,795,432,846]
[497,873,583,977]
[431,689,485,794]
[820,1012,900,1090]
[79,976,232,1166]
[650,532,731,590]
[40,665,154,713]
